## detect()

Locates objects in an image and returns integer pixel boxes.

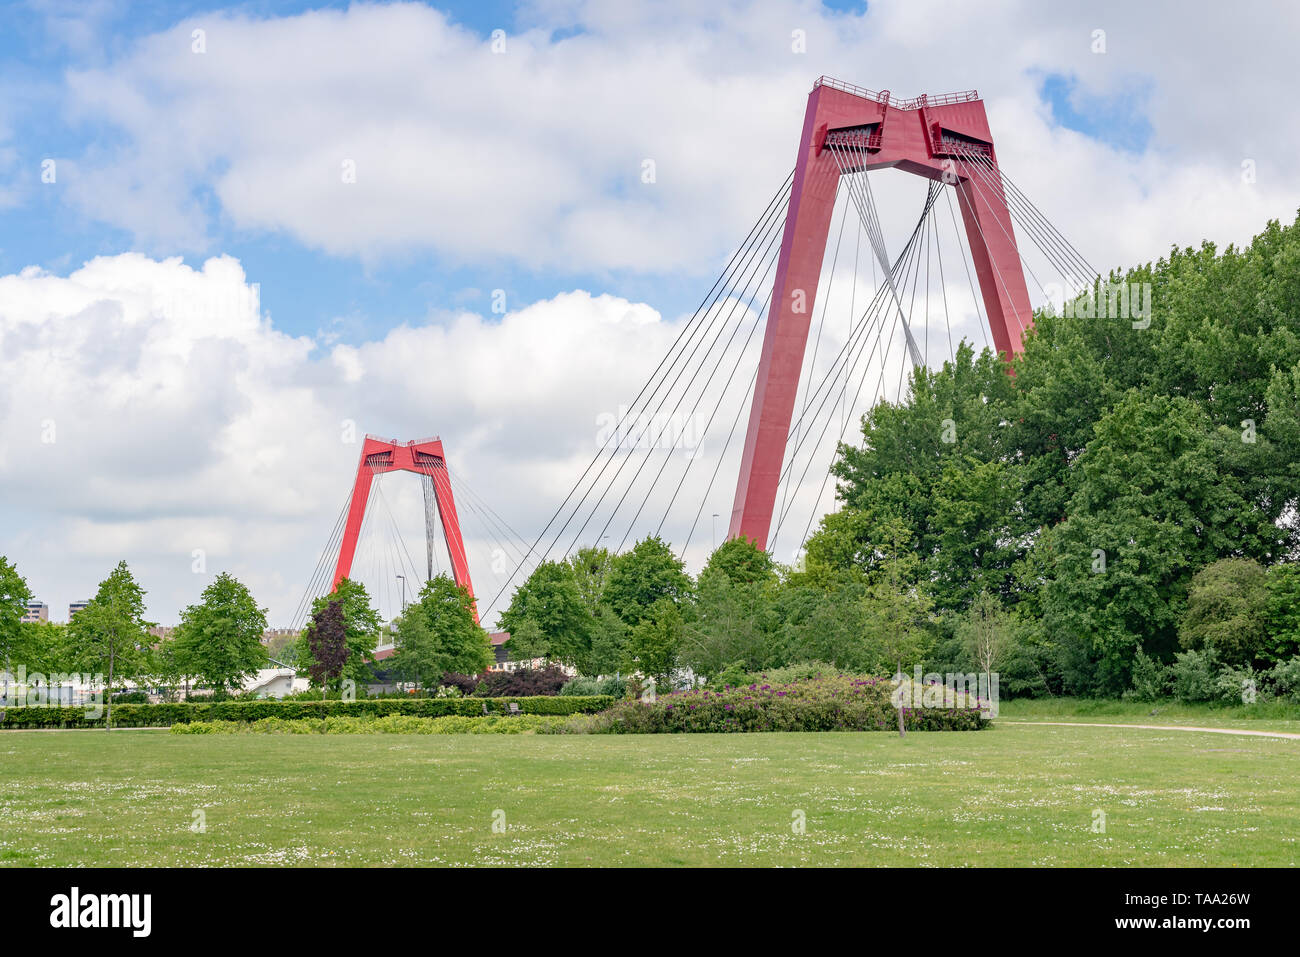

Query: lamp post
[396,574,407,614]
[712,513,719,552]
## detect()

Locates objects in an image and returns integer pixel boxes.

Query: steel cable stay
[603,225,790,554]
[957,158,1051,310]
[770,191,933,553]
[961,156,1079,294]
[944,188,992,352]
[897,189,935,402]
[958,152,1099,322]
[631,281,777,552]
[771,269,911,553]
[961,158,1106,328]
[558,193,791,559]
[948,168,1033,343]
[767,250,915,549]
[678,360,760,560]
[485,172,795,613]
[829,142,925,367]
[420,473,442,581]
[616,280,769,548]
[782,158,1096,559]
[932,194,955,365]
[445,471,532,568]
[782,178,852,528]
[374,479,424,599]
[292,473,380,630]
[485,172,796,614]
[966,152,1097,284]
[289,492,351,630]
[425,464,472,581]
[676,172,930,563]
[769,175,949,553]
[767,177,941,528]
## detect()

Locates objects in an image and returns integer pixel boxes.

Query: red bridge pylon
[331,435,477,621]
[730,77,1034,550]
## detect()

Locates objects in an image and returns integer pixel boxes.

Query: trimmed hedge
[0,695,615,729]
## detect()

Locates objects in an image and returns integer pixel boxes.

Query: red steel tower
[331,435,476,619]
[729,77,1033,550]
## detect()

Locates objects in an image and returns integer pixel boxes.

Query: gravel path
[1002,719,1300,740]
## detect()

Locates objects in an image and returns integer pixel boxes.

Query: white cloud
[2,253,788,625]
[52,0,1300,274]
[8,0,1300,630]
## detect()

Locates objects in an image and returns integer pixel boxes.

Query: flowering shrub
[547,673,989,734]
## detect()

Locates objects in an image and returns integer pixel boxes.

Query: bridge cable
[558,182,792,558]
[610,221,789,552]
[485,171,796,614]
[769,178,941,549]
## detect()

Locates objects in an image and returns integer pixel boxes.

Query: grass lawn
[999,697,1300,733]
[2,722,1296,867]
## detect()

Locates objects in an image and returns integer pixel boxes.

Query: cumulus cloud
[8,0,1300,628]
[53,0,1300,275]
[2,253,811,624]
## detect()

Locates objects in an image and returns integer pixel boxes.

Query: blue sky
[4,0,1295,624]
[1,1,660,341]
[1,0,1156,345]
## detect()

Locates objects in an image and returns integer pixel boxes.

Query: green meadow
[2,720,1295,867]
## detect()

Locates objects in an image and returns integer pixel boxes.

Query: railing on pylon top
[363,433,442,446]
[812,76,979,110]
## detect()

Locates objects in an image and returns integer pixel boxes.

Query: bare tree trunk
[897,659,906,738]
[107,642,115,730]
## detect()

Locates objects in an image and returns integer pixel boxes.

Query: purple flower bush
[557,673,989,734]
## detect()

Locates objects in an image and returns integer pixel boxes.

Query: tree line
[501,212,1300,698]
[0,556,491,707]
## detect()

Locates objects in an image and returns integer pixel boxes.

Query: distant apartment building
[261,628,299,646]
[21,602,48,623]
[68,600,91,619]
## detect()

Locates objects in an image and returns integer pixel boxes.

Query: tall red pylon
[730,77,1034,550]
[331,435,476,621]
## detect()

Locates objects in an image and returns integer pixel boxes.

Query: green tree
[501,616,547,665]
[859,539,934,675]
[0,556,33,671]
[683,561,783,679]
[623,599,684,688]
[296,578,381,688]
[958,591,1012,677]
[1040,392,1280,694]
[305,600,349,694]
[701,536,775,586]
[499,560,591,667]
[603,536,691,626]
[172,573,269,693]
[65,561,152,726]
[1265,563,1300,662]
[567,546,614,613]
[18,621,69,675]
[390,575,491,689]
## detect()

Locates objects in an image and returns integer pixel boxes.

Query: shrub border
[0,695,616,729]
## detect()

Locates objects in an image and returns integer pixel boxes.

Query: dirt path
[1002,719,1300,740]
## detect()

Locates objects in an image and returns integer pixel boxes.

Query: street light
[396,574,407,613]
[712,513,719,552]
